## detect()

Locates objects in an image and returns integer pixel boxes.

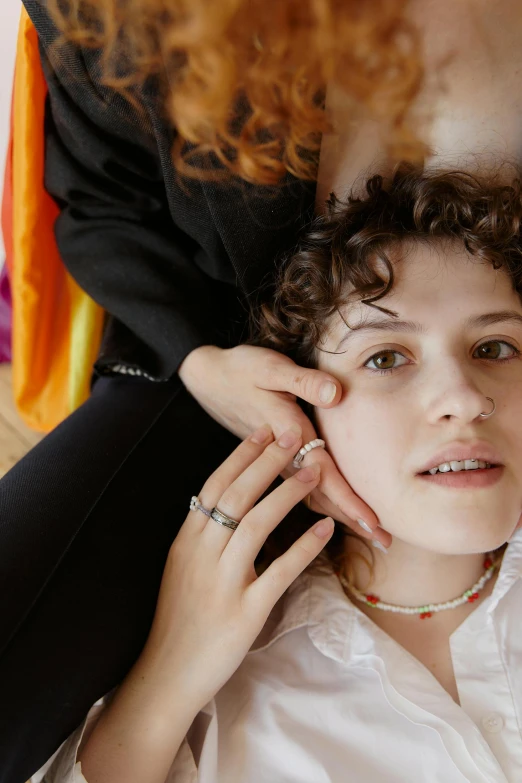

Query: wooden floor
[0,364,43,477]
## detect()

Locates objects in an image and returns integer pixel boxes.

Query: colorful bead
[337,552,499,618]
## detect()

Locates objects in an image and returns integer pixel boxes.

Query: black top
[23,0,317,381]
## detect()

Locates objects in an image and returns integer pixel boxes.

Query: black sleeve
[23,0,246,380]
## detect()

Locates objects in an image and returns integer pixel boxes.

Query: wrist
[178,345,222,390]
[135,640,211,716]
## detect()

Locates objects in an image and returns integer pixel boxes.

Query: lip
[416,441,504,475]
[418,466,504,489]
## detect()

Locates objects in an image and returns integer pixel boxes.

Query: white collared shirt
[34,529,522,782]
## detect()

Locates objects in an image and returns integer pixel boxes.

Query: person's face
[315,242,522,554]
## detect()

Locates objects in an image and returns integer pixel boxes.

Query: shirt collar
[250,527,522,654]
[487,525,522,613]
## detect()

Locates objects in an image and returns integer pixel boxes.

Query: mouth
[421,459,496,475]
[416,444,504,488]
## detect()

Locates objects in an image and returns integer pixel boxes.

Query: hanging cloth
[1,7,105,432]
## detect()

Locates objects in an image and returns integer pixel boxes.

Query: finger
[247,517,335,613]
[295,446,377,529]
[317,463,389,545]
[305,485,392,550]
[202,425,303,549]
[274,413,392,549]
[263,400,317,448]
[220,463,322,577]
[258,353,341,408]
[186,424,274,535]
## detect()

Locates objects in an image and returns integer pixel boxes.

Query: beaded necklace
[337,555,500,619]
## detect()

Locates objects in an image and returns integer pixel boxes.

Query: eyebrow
[333,310,522,352]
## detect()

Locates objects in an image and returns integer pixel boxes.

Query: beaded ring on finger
[293,438,326,469]
[190,496,212,517]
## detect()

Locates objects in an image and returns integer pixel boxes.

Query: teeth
[427,459,490,474]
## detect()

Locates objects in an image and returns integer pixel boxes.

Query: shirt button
[481,713,504,734]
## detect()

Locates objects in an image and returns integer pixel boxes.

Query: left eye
[364,350,409,371]
[473,340,518,360]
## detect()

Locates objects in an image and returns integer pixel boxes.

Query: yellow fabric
[10,8,104,432]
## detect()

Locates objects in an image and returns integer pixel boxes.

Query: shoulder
[22,0,161,147]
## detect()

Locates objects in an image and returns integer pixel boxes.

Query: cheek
[315,398,403,495]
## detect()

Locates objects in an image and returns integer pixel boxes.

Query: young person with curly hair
[33,166,522,782]
[4,0,522,779]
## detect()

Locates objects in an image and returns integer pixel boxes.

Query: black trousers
[0,373,239,783]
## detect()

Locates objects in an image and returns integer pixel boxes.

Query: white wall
[0,0,22,262]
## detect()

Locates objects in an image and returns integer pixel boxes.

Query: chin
[395,518,515,555]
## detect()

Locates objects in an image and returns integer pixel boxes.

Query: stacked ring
[190,496,240,530]
[210,507,240,531]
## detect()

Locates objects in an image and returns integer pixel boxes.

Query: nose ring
[479,397,496,419]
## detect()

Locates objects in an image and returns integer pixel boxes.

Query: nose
[424,361,491,425]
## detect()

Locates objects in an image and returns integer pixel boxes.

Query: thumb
[261,353,341,408]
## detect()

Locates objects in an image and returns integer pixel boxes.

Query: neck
[344,537,490,609]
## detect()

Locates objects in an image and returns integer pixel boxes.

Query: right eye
[364,350,410,373]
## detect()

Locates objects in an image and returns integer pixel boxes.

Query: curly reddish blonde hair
[252,165,521,580]
[46,0,425,184]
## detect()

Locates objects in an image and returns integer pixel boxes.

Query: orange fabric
[6,8,104,432]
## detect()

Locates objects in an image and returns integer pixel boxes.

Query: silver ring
[292,438,326,469]
[479,397,496,419]
[210,507,240,531]
[190,496,212,517]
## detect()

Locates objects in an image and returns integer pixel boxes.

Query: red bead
[472,592,479,599]
[484,557,492,569]
[366,594,379,605]
[420,612,432,619]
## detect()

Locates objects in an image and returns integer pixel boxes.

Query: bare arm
[77,648,200,783]
[77,426,333,782]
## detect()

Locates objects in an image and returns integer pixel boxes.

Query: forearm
[78,650,200,783]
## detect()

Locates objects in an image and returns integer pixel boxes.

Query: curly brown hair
[45,0,425,184]
[253,166,522,366]
[252,165,522,581]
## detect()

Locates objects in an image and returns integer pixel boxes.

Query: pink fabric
[0,264,12,363]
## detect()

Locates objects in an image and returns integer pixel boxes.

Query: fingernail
[296,463,320,482]
[250,424,272,444]
[313,517,334,538]
[277,426,301,449]
[319,381,337,404]
[372,540,389,555]
[357,519,373,534]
